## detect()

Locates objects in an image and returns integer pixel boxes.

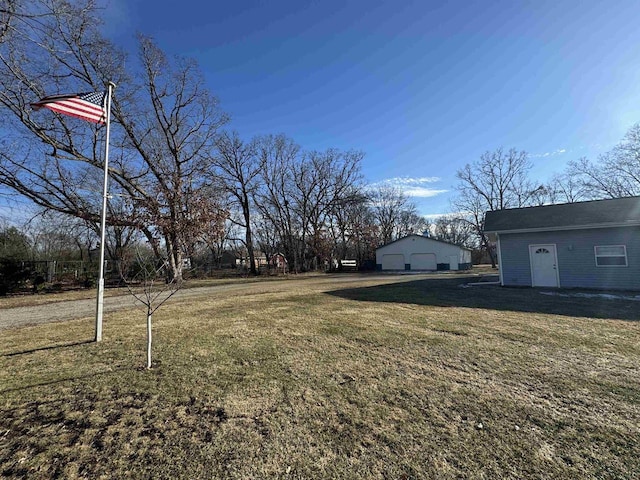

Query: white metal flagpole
[95,81,116,342]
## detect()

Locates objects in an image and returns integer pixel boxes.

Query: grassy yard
[1,275,639,479]
[0,273,301,310]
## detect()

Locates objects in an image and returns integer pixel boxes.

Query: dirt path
[0,280,306,331]
[0,273,459,331]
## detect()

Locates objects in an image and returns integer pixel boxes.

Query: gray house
[484,196,640,290]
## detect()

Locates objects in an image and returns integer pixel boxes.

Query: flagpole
[95,81,116,342]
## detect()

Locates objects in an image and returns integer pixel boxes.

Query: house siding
[499,226,640,290]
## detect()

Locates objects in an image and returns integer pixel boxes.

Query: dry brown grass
[0,286,129,309]
[1,274,638,479]
[0,274,306,310]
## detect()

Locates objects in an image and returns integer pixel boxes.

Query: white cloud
[390,176,441,185]
[421,210,469,220]
[421,212,449,219]
[529,148,569,159]
[368,176,447,198]
[403,187,449,198]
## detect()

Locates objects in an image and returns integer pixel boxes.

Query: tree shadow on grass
[1,339,94,357]
[0,367,126,395]
[326,276,640,322]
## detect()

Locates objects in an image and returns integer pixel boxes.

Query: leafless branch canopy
[0,0,228,281]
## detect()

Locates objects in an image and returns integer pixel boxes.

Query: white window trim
[496,234,504,286]
[594,245,628,267]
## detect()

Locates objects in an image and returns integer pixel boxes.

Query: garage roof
[376,234,471,251]
[484,196,640,233]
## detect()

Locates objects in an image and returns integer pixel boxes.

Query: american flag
[31,91,107,124]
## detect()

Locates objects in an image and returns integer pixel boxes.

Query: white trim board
[485,221,640,235]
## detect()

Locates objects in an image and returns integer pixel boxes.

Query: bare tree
[0,1,228,283]
[26,212,94,261]
[395,206,430,240]
[544,172,590,204]
[453,147,535,267]
[0,0,16,43]
[116,36,229,281]
[432,214,476,248]
[213,131,260,274]
[293,149,363,270]
[370,186,420,245]
[253,215,280,267]
[326,190,379,268]
[254,134,303,271]
[0,0,54,44]
[122,249,181,369]
[103,200,142,277]
[327,188,367,263]
[567,125,640,199]
[253,135,364,272]
[199,214,234,269]
[371,186,403,245]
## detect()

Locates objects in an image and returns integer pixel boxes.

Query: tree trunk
[481,233,497,268]
[147,311,152,369]
[243,197,257,275]
[165,234,184,283]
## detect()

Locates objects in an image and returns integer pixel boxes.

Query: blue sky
[104,0,640,216]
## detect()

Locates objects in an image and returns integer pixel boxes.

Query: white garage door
[381,254,405,270]
[410,253,437,270]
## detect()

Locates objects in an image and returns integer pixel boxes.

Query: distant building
[376,235,472,271]
[268,253,288,272]
[219,251,240,268]
[484,196,640,290]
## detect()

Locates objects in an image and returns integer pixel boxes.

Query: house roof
[484,196,640,233]
[376,234,472,251]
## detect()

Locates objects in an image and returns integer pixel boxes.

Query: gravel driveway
[0,282,284,331]
[0,273,449,331]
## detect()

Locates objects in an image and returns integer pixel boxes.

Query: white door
[448,255,459,271]
[529,245,558,287]
[382,254,405,270]
[410,253,436,270]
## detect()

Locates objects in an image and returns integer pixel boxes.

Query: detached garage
[484,196,640,290]
[376,235,472,271]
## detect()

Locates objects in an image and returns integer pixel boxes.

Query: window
[534,248,550,254]
[594,245,627,267]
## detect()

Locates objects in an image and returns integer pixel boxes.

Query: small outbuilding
[484,196,640,290]
[376,234,472,271]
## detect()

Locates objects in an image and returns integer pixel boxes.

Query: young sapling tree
[123,249,182,369]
